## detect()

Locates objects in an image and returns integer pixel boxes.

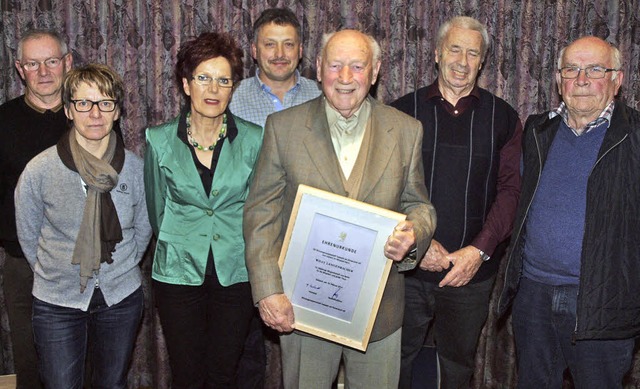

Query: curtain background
[1,0,639,387]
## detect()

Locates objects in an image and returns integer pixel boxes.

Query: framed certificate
[278,184,405,351]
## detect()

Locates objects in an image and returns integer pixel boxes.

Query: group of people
[0,7,638,389]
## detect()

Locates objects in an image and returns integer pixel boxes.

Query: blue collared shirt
[229,69,321,128]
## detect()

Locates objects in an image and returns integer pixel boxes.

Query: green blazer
[144,112,262,286]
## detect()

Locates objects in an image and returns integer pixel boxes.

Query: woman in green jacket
[144,32,262,388]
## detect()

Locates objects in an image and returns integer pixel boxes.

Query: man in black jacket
[0,29,72,389]
[498,36,640,388]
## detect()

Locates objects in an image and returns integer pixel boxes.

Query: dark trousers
[154,276,254,389]
[2,253,42,389]
[399,275,495,389]
[33,287,143,389]
[512,277,635,389]
[237,313,267,389]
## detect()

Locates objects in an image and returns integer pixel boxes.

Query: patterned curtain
[1,0,639,387]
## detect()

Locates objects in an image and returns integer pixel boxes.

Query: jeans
[154,276,254,389]
[2,252,42,389]
[512,277,634,389]
[399,275,495,389]
[32,287,143,389]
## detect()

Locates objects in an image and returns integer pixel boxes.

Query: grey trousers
[280,328,401,389]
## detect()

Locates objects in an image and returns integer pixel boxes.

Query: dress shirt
[550,100,615,136]
[229,69,321,127]
[325,98,371,179]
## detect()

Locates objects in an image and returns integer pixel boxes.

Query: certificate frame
[278,184,405,351]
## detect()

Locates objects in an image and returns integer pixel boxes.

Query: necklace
[186,112,227,151]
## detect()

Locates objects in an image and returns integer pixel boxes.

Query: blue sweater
[522,121,607,285]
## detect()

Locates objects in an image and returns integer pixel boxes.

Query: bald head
[316,30,382,118]
[556,36,623,130]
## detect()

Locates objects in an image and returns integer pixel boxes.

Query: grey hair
[17,29,68,60]
[319,30,381,64]
[556,39,623,80]
[436,16,490,59]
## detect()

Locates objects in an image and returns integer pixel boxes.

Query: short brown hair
[62,63,124,111]
[175,32,244,96]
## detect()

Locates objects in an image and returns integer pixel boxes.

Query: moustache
[269,58,291,65]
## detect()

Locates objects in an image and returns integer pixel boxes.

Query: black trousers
[154,275,254,389]
[3,252,43,389]
[399,275,495,389]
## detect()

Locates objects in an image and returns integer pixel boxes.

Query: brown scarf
[57,130,125,292]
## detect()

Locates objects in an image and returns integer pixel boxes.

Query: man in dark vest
[0,29,72,389]
[391,16,522,389]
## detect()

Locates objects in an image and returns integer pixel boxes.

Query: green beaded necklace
[186,111,227,151]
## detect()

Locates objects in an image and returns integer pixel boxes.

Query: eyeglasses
[70,99,118,112]
[558,66,619,79]
[191,74,234,88]
[19,54,68,72]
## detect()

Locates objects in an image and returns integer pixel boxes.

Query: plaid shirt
[549,100,615,136]
[229,69,321,128]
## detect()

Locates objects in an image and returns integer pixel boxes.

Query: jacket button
[213,234,220,241]
[206,209,213,216]
[212,190,219,196]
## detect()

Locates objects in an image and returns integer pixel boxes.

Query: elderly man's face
[436,26,483,95]
[556,37,623,124]
[317,30,381,118]
[15,35,72,107]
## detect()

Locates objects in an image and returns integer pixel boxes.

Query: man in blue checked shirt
[232,9,320,388]
[230,8,321,128]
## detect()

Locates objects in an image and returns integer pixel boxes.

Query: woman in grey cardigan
[14,64,151,389]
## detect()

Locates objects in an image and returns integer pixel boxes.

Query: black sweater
[0,95,68,257]
[391,84,521,283]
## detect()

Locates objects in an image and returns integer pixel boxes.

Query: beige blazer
[243,96,436,340]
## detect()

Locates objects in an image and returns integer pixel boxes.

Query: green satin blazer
[144,113,263,286]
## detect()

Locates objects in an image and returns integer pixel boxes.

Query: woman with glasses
[144,32,262,388]
[14,63,151,388]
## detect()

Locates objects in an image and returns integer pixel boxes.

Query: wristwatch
[478,249,491,262]
[406,247,418,261]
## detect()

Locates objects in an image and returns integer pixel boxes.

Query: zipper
[499,126,544,307]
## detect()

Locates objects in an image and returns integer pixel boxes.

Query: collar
[256,68,301,94]
[425,80,480,116]
[23,94,63,113]
[324,96,371,131]
[549,100,615,136]
[425,80,481,101]
[177,107,238,146]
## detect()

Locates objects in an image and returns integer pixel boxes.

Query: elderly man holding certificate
[243,29,436,388]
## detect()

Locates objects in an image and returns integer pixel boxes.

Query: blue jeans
[32,287,143,389]
[512,277,634,389]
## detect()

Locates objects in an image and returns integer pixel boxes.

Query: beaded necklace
[186,111,227,151]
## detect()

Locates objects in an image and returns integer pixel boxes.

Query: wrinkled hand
[258,293,295,333]
[419,239,451,272]
[439,245,483,288]
[384,220,416,262]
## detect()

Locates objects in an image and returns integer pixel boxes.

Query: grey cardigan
[15,145,152,310]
